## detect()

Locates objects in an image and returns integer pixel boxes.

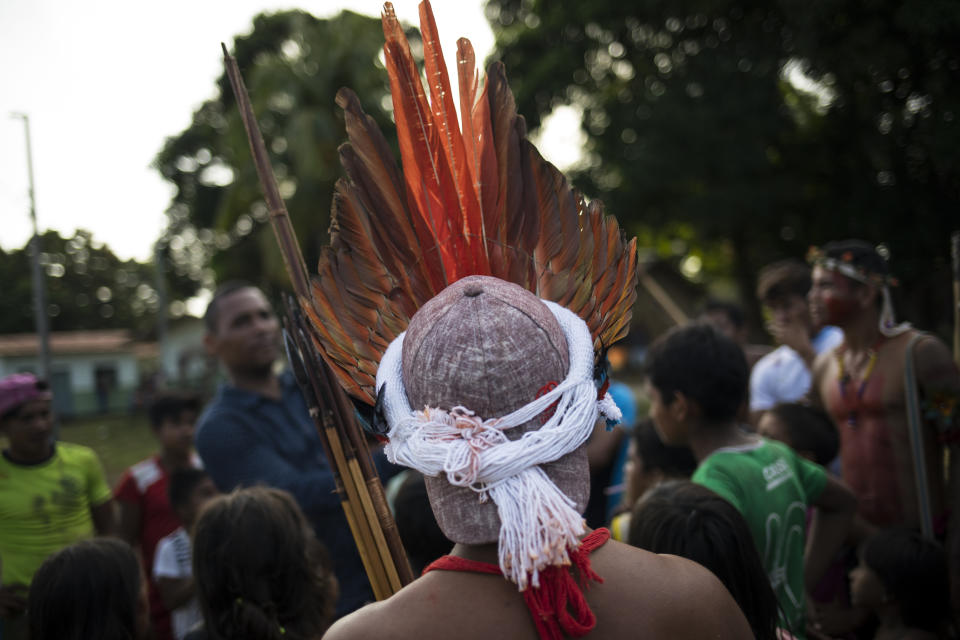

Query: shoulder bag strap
[904,331,935,539]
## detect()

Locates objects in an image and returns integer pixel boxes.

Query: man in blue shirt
[196,281,393,617]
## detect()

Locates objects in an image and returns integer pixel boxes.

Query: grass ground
[61,413,158,486]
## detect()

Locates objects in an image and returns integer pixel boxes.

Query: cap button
[463,284,483,297]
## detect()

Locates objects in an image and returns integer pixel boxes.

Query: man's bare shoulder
[325,541,752,640]
[323,598,389,640]
[911,331,960,384]
[590,540,753,638]
[322,571,526,640]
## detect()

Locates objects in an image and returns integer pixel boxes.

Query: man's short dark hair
[756,259,811,305]
[168,467,211,511]
[701,299,744,330]
[147,392,201,430]
[644,323,748,423]
[203,280,257,333]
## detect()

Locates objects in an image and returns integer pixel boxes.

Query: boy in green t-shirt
[643,324,856,638]
[0,373,116,639]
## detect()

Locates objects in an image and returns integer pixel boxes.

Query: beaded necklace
[835,338,884,427]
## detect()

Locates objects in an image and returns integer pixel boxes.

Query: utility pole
[154,238,169,385]
[11,113,53,406]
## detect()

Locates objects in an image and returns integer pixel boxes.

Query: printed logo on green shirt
[762,457,794,490]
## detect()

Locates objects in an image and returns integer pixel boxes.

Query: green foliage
[0,230,192,335]
[154,10,398,297]
[486,0,960,334]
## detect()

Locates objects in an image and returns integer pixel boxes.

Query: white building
[0,330,155,417]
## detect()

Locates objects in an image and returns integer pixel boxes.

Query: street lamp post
[11,112,53,396]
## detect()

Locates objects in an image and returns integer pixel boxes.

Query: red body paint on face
[814,269,860,326]
[823,296,858,325]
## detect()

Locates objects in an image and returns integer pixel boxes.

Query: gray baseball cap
[401,275,590,544]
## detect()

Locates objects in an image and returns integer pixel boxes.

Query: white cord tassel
[490,469,583,589]
[879,286,911,337]
[378,301,604,589]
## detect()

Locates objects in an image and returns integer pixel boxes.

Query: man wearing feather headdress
[302,3,754,636]
[212,0,756,632]
[323,276,752,640]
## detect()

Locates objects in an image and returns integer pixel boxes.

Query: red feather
[418,2,487,276]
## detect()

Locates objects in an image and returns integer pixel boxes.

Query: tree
[154,10,401,297]
[0,230,192,336]
[486,0,960,335]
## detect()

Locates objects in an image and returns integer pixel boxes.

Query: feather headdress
[304,1,638,406]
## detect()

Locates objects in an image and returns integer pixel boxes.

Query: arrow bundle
[222,45,414,599]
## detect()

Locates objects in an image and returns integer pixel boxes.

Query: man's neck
[840,310,882,353]
[229,368,282,400]
[451,541,500,564]
[3,444,55,466]
[688,419,756,462]
[451,527,597,565]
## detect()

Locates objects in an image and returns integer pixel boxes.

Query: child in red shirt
[115,392,202,640]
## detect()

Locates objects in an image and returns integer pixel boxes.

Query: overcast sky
[0,0,506,262]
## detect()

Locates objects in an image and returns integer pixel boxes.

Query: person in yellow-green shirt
[0,373,116,639]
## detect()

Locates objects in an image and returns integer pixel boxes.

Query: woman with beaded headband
[807,239,960,614]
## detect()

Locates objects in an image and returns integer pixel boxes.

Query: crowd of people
[1,239,957,639]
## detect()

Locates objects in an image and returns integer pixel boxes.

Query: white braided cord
[817,257,911,337]
[376,301,620,589]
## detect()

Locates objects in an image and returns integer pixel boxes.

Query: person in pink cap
[0,372,115,640]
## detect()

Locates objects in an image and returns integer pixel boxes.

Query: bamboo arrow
[223,43,414,597]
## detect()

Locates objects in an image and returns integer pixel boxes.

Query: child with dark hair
[609,418,697,541]
[851,528,953,639]
[629,481,781,640]
[759,402,870,637]
[392,471,452,574]
[115,391,203,640]
[188,487,338,640]
[750,259,843,426]
[759,403,839,469]
[28,537,149,640]
[644,323,857,637]
[153,469,219,639]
